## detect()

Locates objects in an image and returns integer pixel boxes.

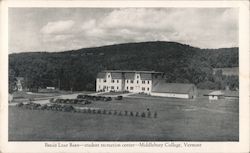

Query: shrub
[124,110,128,116]
[147,112,151,118]
[102,109,106,114]
[154,112,157,118]
[135,112,139,117]
[108,110,112,115]
[118,111,122,116]
[113,110,117,115]
[141,112,145,117]
[130,111,134,116]
[97,109,101,114]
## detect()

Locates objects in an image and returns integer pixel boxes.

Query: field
[9,94,239,141]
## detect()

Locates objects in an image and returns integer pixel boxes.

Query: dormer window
[108,74,111,78]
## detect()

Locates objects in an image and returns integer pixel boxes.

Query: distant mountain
[9,41,238,91]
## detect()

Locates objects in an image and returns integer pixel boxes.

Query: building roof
[152,81,196,94]
[208,91,224,96]
[124,72,135,80]
[103,70,163,74]
[96,72,106,79]
[213,67,239,76]
[207,90,239,97]
[140,73,152,80]
[111,72,122,79]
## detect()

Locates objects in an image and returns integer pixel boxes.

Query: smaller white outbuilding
[205,90,239,101]
[207,91,224,100]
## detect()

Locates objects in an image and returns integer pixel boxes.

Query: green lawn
[9,96,239,141]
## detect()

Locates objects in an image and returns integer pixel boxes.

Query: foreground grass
[9,97,238,141]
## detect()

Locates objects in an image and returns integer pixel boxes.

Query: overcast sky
[9,8,238,53]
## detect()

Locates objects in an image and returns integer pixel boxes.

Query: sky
[9,8,238,53]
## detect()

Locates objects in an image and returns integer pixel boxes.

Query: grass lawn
[9,96,239,141]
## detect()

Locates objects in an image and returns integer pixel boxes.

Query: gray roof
[96,72,106,79]
[103,70,163,74]
[207,90,239,97]
[140,73,152,80]
[152,80,196,94]
[111,72,122,79]
[124,73,135,80]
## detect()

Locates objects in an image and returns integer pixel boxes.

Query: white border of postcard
[0,0,249,153]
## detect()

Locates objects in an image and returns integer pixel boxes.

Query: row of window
[99,86,119,90]
[126,80,150,84]
[101,79,119,83]
[99,79,150,84]
[126,86,150,91]
[99,85,150,91]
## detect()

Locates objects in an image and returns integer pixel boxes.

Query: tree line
[9,41,239,93]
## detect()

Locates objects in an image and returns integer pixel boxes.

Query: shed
[205,90,239,101]
[207,91,224,100]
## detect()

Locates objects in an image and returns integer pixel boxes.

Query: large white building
[96,70,197,99]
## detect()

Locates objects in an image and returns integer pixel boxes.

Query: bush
[135,112,139,117]
[118,111,122,116]
[102,109,106,114]
[154,112,158,118]
[113,110,117,115]
[108,110,112,115]
[147,112,151,118]
[130,111,134,116]
[124,110,128,116]
[141,112,145,118]
[97,109,101,114]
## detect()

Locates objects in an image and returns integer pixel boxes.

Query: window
[148,81,150,84]
[137,80,139,84]
[142,87,145,91]
[137,75,139,79]
[142,81,145,84]
[108,75,111,78]
[147,87,150,91]
[127,86,129,90]
[117,86,119,90]
[127,80,129,83]
[104,86,106,89]
[104,80,106,83]
[112,80,115,83]
[117,80,119,83]
[130,87,134,90]
[130,80,134,83]
[111,86,114,89]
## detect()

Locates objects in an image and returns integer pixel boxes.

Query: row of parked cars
[77,94,113,101]
[16,102,76,112]
[51,98,91,105]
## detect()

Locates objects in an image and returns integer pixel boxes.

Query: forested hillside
[9,41,238,92]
